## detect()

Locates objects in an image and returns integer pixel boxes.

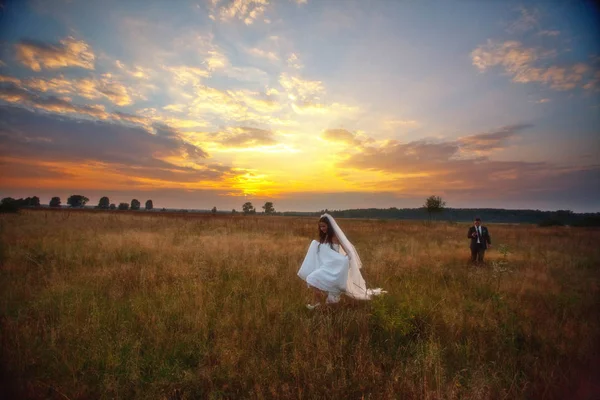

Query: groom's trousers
[470,245,486,264]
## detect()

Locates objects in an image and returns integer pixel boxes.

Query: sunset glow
[0,0,598,211]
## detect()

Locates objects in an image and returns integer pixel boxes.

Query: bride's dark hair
[318,216,335,249]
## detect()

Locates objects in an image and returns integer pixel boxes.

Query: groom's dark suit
[468,225,491,264]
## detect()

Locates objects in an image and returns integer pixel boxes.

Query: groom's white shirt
[475,225,481,244]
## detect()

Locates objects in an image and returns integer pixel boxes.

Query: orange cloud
[0,107,240,192]
[326,124,595,198]
[321,128,360,145]
[0,75,21,85]
[15,36,95,71]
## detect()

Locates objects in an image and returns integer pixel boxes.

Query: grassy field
[1,210,599,399]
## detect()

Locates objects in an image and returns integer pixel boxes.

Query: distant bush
[0,198,19,213]
[572,216,600,227]
[1,196,40,212]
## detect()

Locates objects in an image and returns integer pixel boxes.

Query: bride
[297,213,385,309]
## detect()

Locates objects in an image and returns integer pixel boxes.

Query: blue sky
[0,0,599,211]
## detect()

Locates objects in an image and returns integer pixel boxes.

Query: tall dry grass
[1,210,599,399]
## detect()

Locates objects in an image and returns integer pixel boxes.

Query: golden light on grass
[0,211,598,398]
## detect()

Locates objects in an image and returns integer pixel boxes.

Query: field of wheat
[0,210,599,399]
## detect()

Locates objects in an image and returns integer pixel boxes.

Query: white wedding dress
[298,238,385,302]
[298,241,348,302]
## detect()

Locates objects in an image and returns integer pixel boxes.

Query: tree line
[0,195,278,216]
[1,194,597,226]
[0,195,154,212]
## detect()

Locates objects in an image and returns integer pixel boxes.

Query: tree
[211,206,217,214]
[97,196,110,209]
[0,197,18,213]
[231,209,237,214]
[49,197,61,207]
[145,200,153,210]
[423,195,446,219]
[109,203,116,210]
[131,199,140,210]
[262,201,275,215]
[28,196,40,207]
[67,195,89,208]
[242,202,255,215]
[118,202,129,210]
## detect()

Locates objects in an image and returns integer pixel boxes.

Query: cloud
[0,82,206,131]
[0,84,110,120]
[214,0,270,25]
[0,106,234,188]
[471,40,595,91]
[457,124,531,154]
[0,75,21,85]
[188,85,285,124]
[506,6,539,34]
[15,36,95,71]
[115,60,152,80]
[8,73,141,106]
[279,72,324,101]
[164,65,210,86]
[287,53,303,69]
[321,128,361,145]
[330,124,600,199]
[91,73,138,105]
[112,111,149,126]
[206,49,228,70]
[247,47,279,62]
[162,104,187,113]
[0,157,77,181]
[538,30,560,37]
[229,90,282,113]
[208,126,278,148]
[583,70,600,91]
[471,40,540,74]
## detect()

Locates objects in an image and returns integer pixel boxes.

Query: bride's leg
[311,287,326,304]
[306,285,325,309]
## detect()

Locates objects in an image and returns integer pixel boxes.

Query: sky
[0,0,599,212]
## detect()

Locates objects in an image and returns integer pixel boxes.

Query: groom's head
[474,217,481,227]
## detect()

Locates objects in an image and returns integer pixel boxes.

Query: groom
[467,217,491,264]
